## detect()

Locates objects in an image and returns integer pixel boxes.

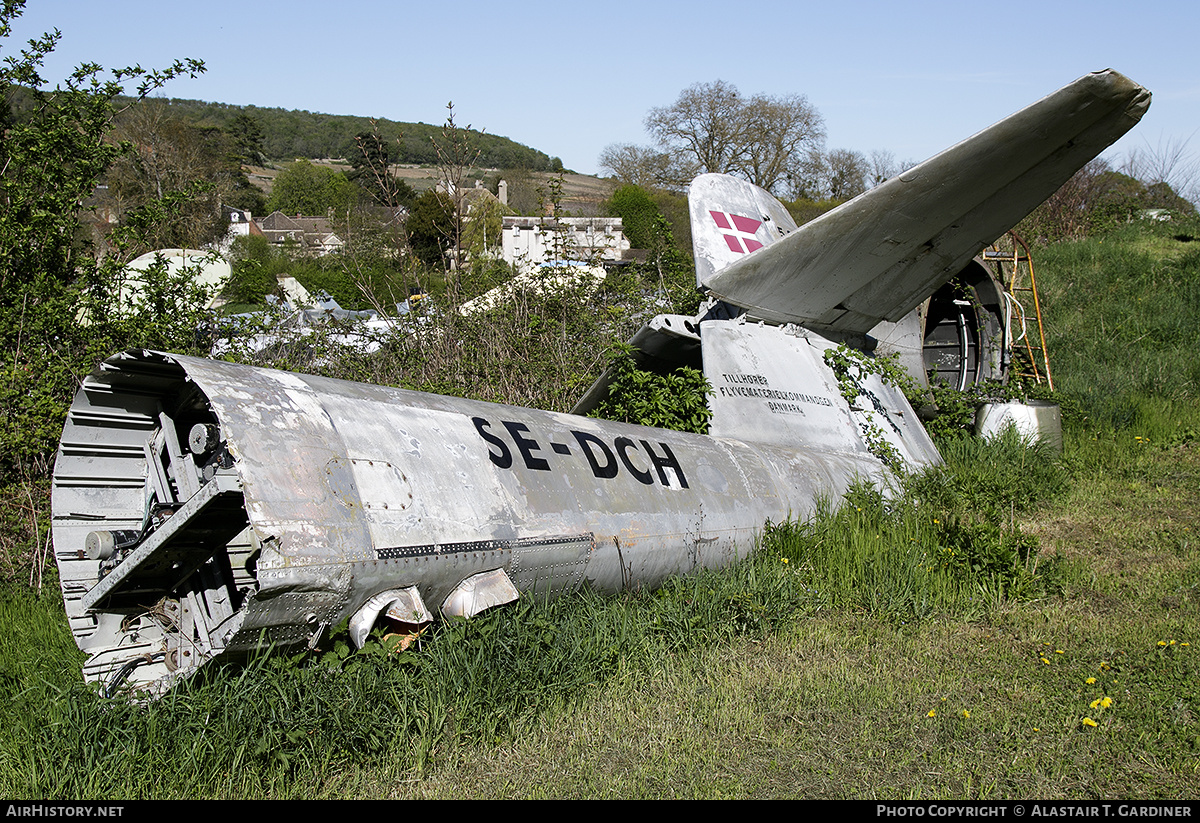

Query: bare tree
[645,80,747,178]
[429,102,481,276]
[597,142,694,190]
[823,148,870,201]
[733,92,825,194]
[1122,133,1200,206]
[1018,158,1116,241]
[104,100,237,251]
[782,147,827,200]
[643,80,825,195]
[868,149,914,188]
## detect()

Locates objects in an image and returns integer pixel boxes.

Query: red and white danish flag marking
[709,210,764,254]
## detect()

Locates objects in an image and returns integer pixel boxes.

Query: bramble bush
[0,2,211,585]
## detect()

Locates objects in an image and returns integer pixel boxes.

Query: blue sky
[7,0,1198,179]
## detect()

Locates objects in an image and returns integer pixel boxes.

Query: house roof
[255,211,342,252]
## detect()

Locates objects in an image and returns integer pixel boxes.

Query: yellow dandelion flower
[1090,698,1103,709]
[1100,696,1113,708]
[1055,649,1064,654]
[1082,717,1098,727]
[1158,641,1168,647]
[962,709,970,719]
[1033,727,1040,732]
[927,709,936,718]
[780,557,789,564]
[1182,643,1190,647]
[1041,657,1051,665]
[1086,677,1097,685]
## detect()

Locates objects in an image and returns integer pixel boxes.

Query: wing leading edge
[694,69,1151,333]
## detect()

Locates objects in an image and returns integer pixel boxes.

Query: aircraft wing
[695,69,1151,333]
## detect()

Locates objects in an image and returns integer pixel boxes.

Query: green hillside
[136,95,563,170]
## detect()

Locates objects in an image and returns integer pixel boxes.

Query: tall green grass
[0,433,1068,798]
[1035,219,1200,431]
[769,428,1069,625]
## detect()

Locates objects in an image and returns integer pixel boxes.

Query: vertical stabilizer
[689,174,799,289]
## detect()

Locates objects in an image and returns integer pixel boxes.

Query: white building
[500,216,630,271]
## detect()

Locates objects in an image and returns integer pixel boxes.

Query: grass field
[1,220,1197,799]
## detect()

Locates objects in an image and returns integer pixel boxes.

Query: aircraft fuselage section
[52,348,882,694]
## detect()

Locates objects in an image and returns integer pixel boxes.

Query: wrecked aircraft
[210,276,424,360]
[51,70,1149,696]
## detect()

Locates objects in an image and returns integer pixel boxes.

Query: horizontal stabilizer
[695,69,1150,332]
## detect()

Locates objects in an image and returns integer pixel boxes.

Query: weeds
[909,427,1070,523]
[588,343,712,433]
[766,437,1059,627]
[0,429,1077,797]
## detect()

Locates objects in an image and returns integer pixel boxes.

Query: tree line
[598,80,902,202]
[123,95,562,171]
[56,96,569,259]
[600,79,1198,241]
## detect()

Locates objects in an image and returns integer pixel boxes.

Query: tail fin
[689,173,799,287]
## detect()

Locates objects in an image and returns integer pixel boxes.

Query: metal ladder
[983,231,1054,391]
